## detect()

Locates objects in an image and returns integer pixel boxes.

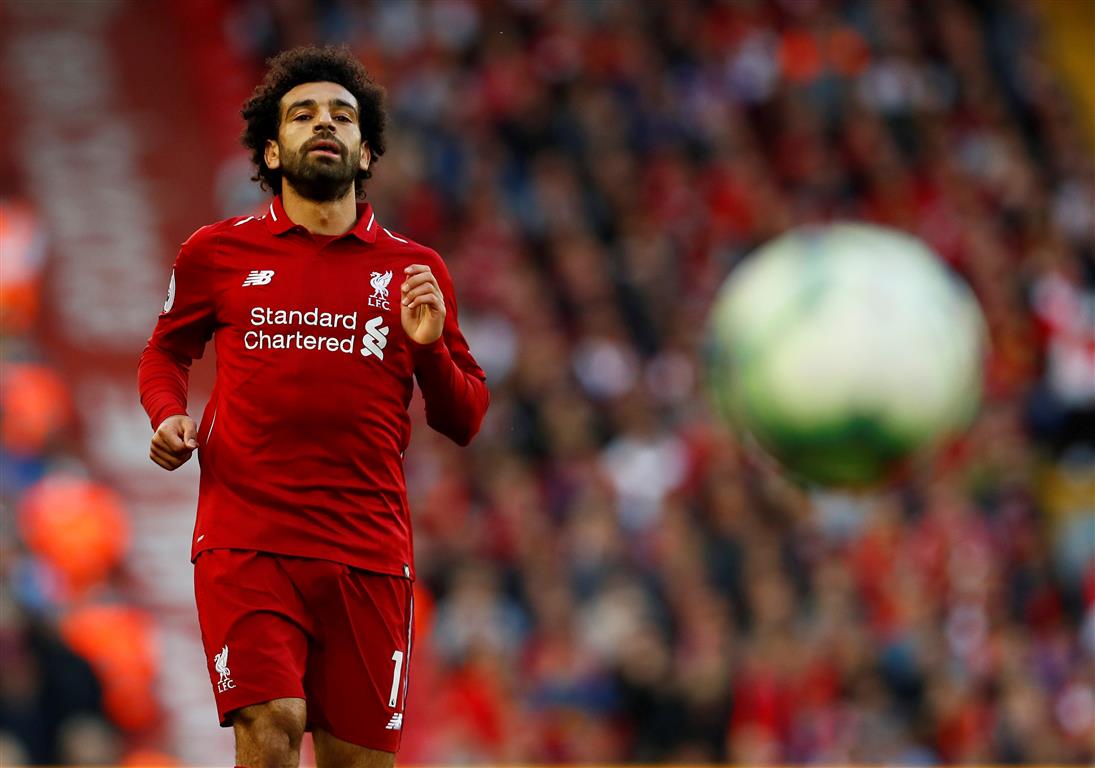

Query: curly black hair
[241,45,387,198]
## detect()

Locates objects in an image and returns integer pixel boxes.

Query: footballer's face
[265,81,371,202]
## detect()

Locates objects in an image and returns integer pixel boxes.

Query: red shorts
[193,549,414,752]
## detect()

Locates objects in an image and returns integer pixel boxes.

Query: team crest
[214,644,236,693]
[369,270,392,310]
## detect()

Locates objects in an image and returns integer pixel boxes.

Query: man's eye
[293,114,310,121]
[336,115,352,122]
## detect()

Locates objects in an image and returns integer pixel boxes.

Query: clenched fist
[400,264,446,345]
[150,414,199,470]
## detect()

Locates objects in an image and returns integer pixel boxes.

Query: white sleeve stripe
[233,216,255,227]
[205,407,218,443]
[383,227,408,243]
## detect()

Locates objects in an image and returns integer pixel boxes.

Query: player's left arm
[403,258,489,446]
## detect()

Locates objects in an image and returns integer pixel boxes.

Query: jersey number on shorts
[388,650,405,708]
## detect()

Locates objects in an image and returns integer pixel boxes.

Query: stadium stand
[1,0,1091,763]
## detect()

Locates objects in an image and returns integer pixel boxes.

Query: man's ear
[265,139,280,170]
[360,144,371,173]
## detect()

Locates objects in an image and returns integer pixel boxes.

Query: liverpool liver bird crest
[370,270,393,298]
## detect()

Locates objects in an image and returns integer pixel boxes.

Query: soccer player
[138,46,488,768]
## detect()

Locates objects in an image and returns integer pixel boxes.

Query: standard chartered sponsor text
[246,306,359,353]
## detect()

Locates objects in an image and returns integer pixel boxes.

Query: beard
[279,134,361,202]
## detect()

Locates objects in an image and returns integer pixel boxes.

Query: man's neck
[281,183,358,235]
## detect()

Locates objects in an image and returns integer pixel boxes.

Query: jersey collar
[264,196,379,244]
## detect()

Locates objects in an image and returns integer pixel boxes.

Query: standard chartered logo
[360,316,389,360]
[244,306,388,361]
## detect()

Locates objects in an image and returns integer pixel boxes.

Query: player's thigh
[303,565,413,752]
[314,728,395,768]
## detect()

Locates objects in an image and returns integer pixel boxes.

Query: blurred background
[1,0,1093,764]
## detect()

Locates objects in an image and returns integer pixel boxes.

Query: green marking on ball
[704,222,987,488]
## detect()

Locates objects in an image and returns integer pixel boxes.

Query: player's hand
[150,414,199,470]
[400,264,446,345]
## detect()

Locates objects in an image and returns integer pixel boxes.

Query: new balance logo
[360,316,389,360]
[242,270,275,287]
[385,713,403,730]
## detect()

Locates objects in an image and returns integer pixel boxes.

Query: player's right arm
[138,231,218,470]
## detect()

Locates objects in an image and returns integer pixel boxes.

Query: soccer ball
[704,222,987,488]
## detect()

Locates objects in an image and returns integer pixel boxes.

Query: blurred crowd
[4,0,1094,763]
[1,208,164,766]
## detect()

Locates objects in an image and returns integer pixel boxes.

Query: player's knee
[233,698,306,751]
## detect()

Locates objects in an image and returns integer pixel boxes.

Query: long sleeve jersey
[138,197,488,579]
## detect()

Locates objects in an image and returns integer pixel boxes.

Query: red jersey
[138,197,488,579]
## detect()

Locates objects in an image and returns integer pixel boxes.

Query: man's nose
[313,111,335,131]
